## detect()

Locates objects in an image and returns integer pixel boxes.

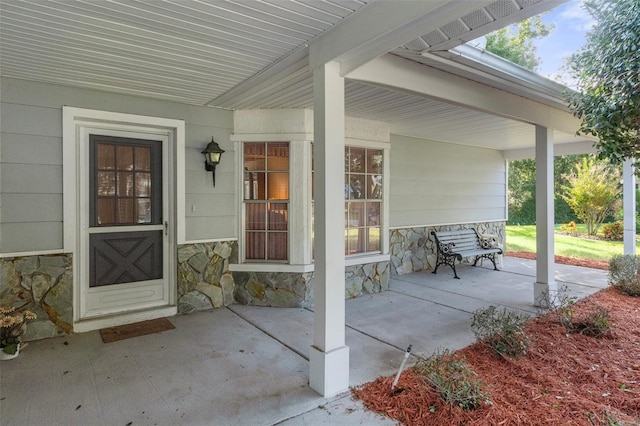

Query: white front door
[78,129,173,328]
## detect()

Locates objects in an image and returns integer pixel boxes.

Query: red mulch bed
[352,288,640,425]
[506,251,610,271]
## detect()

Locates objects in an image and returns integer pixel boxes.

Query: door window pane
[118,172,133,197]
[135,147,151,171]
[97,172,116,196]
[97,198,116,225]
[136,199,151,224]
[116,145,133,171]
[136,172,151,197]
[97,144,115,169]
[91,137,161,227]
[117,199,134,223]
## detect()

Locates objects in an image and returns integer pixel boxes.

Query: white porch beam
[504,140,596,161]
[623,159,636,255]
[347,54,583,134]
[310,61,349,397]
[534,126,557,306]
[308,1,494,75]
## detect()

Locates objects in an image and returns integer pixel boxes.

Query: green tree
[567,0,640,163]
[485,16,554,71]
[508,155,585,225]
[561,157,621,236]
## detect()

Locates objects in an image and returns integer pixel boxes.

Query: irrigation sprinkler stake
[391,344,412,391]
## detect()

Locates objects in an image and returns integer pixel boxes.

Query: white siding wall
[389,134,506,227]
[1,77,234,253]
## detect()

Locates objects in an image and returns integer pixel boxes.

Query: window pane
[344,174,351,199]
[136,172,151,197]
[244,171,259,200]
[349,147,365,173]
[267,172,288,199]
[367,175,383,199]
[367,149,383,174]
[97,144,115,170]
[97,172,116,196]
[267,143,289,171]
[268,203,288,231]
[368,227,381,252]
[117,172,133,197]
[244,143,265,171]
[344,147,350,172]
[348,202,365,227]
[349,175,365,199]
[345,228,365,254]
[135,147,151,171]
[366,202,380,226]
[268,232,287,260]
[246,232,265,260]
[136,198,151,224]
[253,172,266,200]
[246,203,266,230]
[116,145,133,171]
[97,198,116,225]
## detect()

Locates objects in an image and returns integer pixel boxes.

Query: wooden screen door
[81,134,170,320]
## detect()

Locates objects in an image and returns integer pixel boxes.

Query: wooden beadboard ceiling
[0,0,578,151]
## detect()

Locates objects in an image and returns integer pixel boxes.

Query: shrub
[470,306,531,358]
[540,286,611,338]
[414,349,491,410]
[602,222,623,240]
[608,255,640,297]
[612,276,640,297]
[608,254,640,284]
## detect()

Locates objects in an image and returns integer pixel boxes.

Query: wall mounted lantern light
[202,137,225,187]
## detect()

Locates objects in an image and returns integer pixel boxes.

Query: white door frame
[63,107,184,332]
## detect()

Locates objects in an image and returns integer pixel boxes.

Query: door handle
[164,221,168,236]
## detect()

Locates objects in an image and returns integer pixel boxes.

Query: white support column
[623,159,636,255]
[310,61,349,397]
[534,125,557,306]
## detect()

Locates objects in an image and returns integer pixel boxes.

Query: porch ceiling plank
[347,53,583,135]
[5,1,278,66]
[308,0,495,75]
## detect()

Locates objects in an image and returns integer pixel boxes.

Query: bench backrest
[432,229,481,251]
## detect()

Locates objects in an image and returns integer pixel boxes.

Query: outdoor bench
[430,228,503,279]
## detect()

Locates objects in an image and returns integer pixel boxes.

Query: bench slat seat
[430,229,502,279]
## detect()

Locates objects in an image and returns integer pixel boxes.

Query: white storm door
[80,133,170,319]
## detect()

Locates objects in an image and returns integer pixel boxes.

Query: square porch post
[623,159,636,255]
[534,125,557,306]
[310,61,350,397]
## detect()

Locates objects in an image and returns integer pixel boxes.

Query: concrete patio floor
[1,257,608,426]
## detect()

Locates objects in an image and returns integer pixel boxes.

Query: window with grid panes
[344,147,383,255]
[243,142,289,261]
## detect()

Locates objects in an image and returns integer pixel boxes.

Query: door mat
[99,318,175,343]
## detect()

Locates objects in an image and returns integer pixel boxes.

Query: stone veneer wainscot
[0,254,74,341]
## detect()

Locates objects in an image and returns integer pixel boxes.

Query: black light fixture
[202,137,225,187]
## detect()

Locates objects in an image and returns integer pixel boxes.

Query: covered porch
[1,257,607,425]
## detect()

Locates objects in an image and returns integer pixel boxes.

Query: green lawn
[506,224,639,261]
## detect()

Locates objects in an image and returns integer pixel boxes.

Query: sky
[531,0,595,85]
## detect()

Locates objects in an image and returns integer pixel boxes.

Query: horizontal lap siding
[1,77,235,253]
[390,134,506,227]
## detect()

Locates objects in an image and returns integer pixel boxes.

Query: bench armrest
[478,234,499,250]
[438,242,456,255]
